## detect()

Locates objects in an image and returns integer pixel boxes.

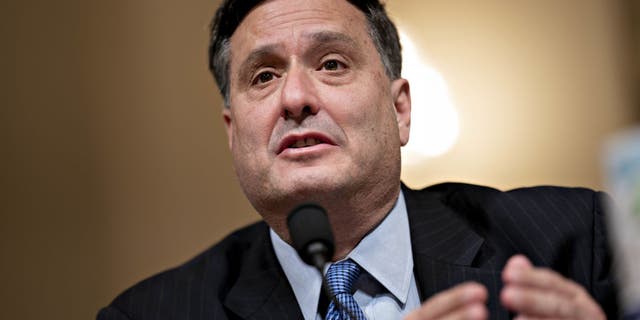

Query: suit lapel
[223,227,303,320]
[403,183,484,268]
[403,185,510,319]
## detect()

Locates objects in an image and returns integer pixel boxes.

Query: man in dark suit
[98,0,617,319]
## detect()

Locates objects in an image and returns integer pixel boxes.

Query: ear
[391,78,411,146]
[222,107,233,149]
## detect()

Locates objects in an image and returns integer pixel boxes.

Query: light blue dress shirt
[270,191,421,320]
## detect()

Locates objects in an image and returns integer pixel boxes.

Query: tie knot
[326,259,361,296]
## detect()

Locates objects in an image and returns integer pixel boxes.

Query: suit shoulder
[411,182,603,215]
[406,182,606,239]
[495,185,607,224]
[102,220,269,319]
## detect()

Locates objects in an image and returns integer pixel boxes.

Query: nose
[280,65,319,122]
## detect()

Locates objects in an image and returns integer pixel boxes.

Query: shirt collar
[270,191,413,320]
[349,191,413,303]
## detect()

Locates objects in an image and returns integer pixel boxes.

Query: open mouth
[278,133,335,154]
[289,137,323,148]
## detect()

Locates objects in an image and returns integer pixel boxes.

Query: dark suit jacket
[98,183,618,319]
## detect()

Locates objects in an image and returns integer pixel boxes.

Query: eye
[321,59,345,71]
[254,71,275,84]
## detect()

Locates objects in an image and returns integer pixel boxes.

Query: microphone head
[287,203,335,267]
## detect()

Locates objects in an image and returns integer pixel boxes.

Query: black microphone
[287,203,361,320]
[287,203,335,271]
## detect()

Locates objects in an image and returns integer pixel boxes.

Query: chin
[276,171,350,199]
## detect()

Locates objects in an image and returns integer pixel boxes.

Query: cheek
[231,98,279,148]
[229,118,267,170]
[334,87,393,132]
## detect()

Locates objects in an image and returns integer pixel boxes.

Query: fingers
[502,285,605,319]
[404,282,488,320]
[501,285,574,317]
[500,255,605,320]
[502,255,581,296]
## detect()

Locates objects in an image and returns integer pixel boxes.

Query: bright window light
[399,31,459,164]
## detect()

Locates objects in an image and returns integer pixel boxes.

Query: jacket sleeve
[592,191,619,319]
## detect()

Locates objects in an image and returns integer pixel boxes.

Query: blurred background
[2,0,639,319]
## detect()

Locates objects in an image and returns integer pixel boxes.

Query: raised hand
[404,282,488,320]
[500,255,605,320]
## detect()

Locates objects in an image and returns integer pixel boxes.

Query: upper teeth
[291,138,320,148]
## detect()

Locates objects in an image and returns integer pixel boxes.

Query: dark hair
[208,0,402,107]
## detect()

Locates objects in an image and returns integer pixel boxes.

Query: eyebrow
[236,31,360,83]
[308,31,359,48]
[237,43,282,84]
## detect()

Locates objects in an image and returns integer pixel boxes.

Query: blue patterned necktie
[325,259,367,320]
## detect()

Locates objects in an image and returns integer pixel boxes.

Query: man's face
[223,0,411,215]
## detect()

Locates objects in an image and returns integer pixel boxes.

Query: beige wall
[2,0,638,319]
[393,0,639,189]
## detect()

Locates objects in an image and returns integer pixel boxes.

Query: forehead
[229,0,370,58]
